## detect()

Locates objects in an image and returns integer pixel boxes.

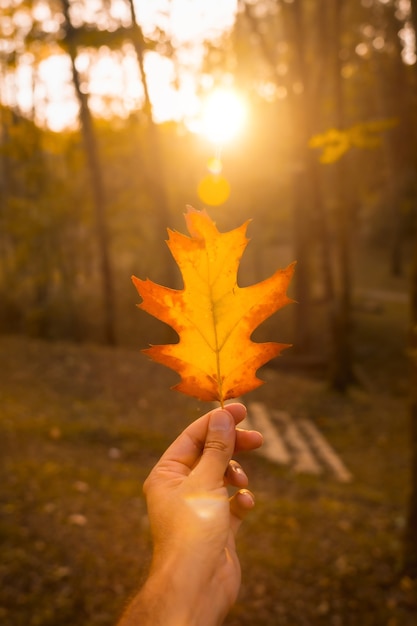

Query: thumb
[193,409,235,487]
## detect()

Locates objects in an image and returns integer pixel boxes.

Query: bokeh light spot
[207,156,223,174]
[198,174,230,206]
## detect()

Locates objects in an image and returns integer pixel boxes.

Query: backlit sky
[15,0,238,131]
[12,0,415,131]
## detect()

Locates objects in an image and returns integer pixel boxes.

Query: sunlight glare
[184,494,226,520]
[200,88,247,145]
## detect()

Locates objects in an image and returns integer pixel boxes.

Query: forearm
[117,579,186,626]
[117,558,226,626]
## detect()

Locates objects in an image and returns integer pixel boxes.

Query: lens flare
[207,156,223,175]
[198,174,230,206]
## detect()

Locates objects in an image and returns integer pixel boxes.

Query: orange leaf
[132,207,295,405]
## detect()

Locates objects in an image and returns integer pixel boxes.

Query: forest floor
[1,253,416,625]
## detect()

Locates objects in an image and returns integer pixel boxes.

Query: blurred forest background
[1,0,417,624]
[1,0,415,359]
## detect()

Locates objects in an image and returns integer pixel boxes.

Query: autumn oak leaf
[132,207,295,406]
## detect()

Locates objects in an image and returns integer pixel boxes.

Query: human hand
[118,403,262,626]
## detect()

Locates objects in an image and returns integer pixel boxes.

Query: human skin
[116,403,263,626]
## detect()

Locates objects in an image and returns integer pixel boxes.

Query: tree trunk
[126,0,176,288]
[410,0,417,43]
[403,231,417,577]
[327,0,356,391]
[403,0,417,579]
[375,3,414,278]
[61,0,116,345]
[283,0,313,353]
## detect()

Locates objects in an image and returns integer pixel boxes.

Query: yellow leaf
[132,207,295,405]
[310,118,398,163]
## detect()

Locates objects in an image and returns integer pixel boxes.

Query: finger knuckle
[204,439,229,453]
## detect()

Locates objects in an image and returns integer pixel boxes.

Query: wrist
[119,554,223,626]
[148,553,217,625]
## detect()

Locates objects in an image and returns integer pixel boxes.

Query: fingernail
[230,461,246,476]
[209,410,233,431]
[239,489,255,507]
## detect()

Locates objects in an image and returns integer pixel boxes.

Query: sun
[199,88,247,145]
